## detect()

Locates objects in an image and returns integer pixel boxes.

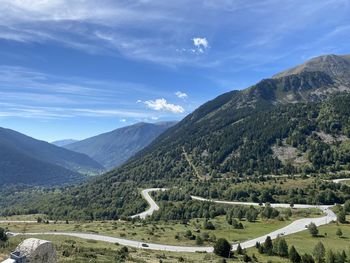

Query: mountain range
[3,54,350,219]
[63,121,177,169]
[0,127,104,186]
[0,122,176,185]
[100,54,350,182]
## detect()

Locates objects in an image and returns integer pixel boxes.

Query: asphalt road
[6,177,347,253]
[332,178,350,184]
[130,188,167,219]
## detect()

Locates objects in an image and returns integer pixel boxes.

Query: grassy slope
[0,216,295,246]
[1,216,349,262]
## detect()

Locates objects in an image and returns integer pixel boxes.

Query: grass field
[0,216,290,247]
[0,207,320,247]
[1,216,349,263]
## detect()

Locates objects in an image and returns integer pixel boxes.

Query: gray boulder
[15,238,57,263]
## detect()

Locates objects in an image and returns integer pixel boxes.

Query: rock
[15,238,57,263]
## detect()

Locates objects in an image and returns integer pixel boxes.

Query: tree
[115,246,129,262]
[0,227,8,243]
[313,242,325,263]
[308,223,319,237]
[337,210,346,224]
[336,228,343,238]
[301,253,315,263]
[264,236,273,256]
[243,254,251,262]
[344,200,350,213]
[246,208,258,222]
[214,238,231,258]
[289,246,301,263]
[273,237,288,257]
[236,243,243,255]
[326,250,336,263]
[336,251,347,263]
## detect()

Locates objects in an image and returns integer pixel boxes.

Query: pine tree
[289,246,301,263]
[313,242,325,263]
[277,238,288,257]
[301,253,315,263]
[0,227,8,243]
[264,236,273,256]
[326,250,336,263]
[236,243,243,255]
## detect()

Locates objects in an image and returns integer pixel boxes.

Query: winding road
[5,178,348,253]
[130,188,167,219]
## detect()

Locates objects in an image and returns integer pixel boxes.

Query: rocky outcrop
[15,238,57,263]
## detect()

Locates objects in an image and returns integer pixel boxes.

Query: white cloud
[144,98,184,113]
[175,91,188,99]
[193,37,209,49]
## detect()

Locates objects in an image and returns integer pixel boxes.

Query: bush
[336,228,343,238]
[203,220,215,230]
[196,235,204,245]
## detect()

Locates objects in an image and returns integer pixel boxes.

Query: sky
[0,0,350,142]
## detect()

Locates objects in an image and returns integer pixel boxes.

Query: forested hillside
[2,54,350,220]
[111,94,350,182]
[64,122,176,169]
[0,128,104,186]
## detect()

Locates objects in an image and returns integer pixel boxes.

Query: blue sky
[0,0,350,142]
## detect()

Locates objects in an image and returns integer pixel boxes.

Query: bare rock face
[273,54,350,84]
[15,238,57,263]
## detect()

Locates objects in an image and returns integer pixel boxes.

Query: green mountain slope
[0,127,104,185]
[4,54,350,219]
[64,122,176,169]
[105,54,350,181]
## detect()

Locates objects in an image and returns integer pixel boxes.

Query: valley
[0,179,349,262]
[1,54,350,263]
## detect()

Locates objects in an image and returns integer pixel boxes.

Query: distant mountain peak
[52,139,78,147]
[64,121,177,169]
[273,54,350,83]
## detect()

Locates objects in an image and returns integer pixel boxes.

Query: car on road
[141,243,149,247]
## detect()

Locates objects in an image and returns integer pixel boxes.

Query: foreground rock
[15,238,56,263]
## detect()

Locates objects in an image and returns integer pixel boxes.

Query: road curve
[130,188,167,219]
[190,196,337,250]
[6,178,348,253]
[9,202,336,253]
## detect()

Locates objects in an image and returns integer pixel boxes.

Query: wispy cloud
[175,91,188,99]
[0,0,349,69]
[0,65,183,120]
